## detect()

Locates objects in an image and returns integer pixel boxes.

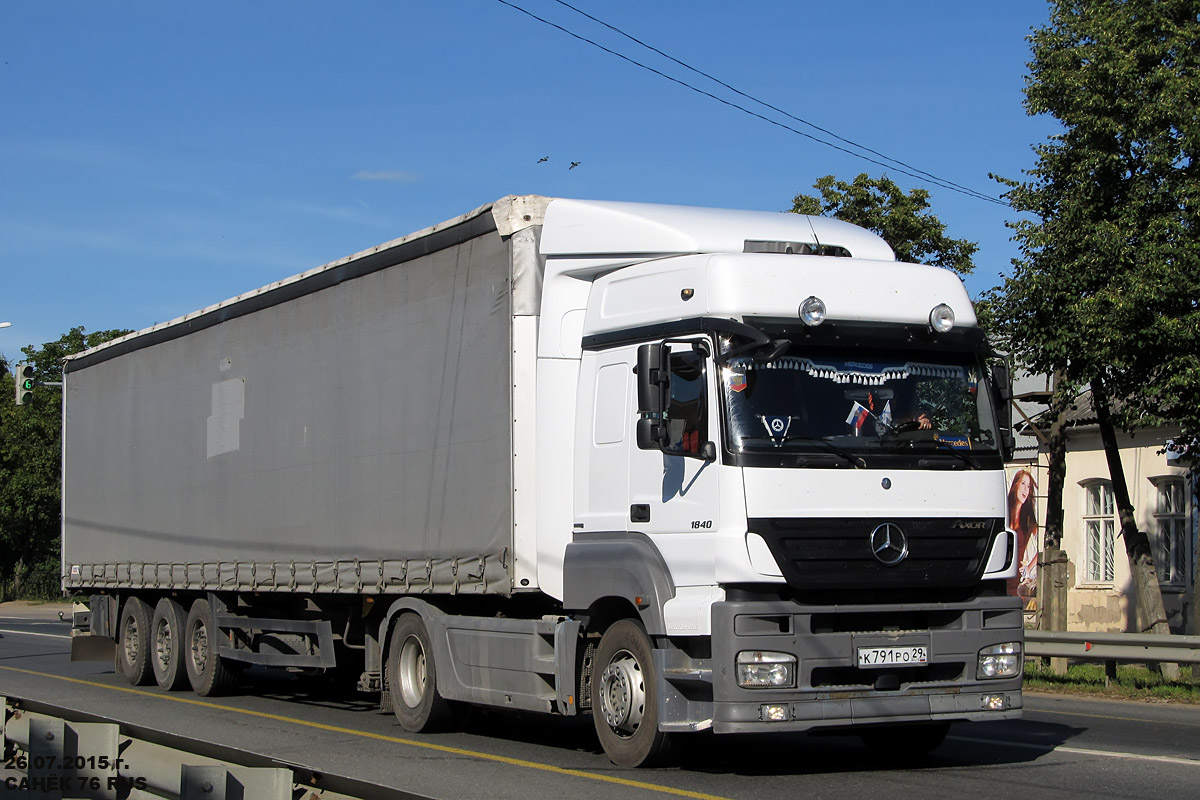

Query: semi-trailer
[65,195,1023,766]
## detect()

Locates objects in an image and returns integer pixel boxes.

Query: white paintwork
[534,356,581,601]
[511,315,540,591]
[745,532,783,577]
[573,351,633,534]
[532,197,904,363]
[742,468,1006,520]
[539,198,895,261]
[982,531,1018,579]
[583,253,976,340]
[663,585,727,637]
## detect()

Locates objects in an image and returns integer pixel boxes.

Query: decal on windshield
[937,434,972,449]
[759,415,792,446]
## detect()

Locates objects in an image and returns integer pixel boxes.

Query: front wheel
[591,619,671,767]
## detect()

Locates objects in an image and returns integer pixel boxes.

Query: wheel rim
[122,615,140,665]
[599,649,645,738]
[190,621,209,675]
[155,618,173,671]
[397,634,427,708]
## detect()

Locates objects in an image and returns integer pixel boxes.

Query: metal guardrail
[1024,630,1200,664]
[1,694,429,800]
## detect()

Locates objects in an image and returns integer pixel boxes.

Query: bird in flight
[569,161,581,170]
[536,156,549,163]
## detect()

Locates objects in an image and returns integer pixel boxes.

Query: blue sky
[1,0,1058,359]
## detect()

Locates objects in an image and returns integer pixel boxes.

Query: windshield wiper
[735,436,866,468]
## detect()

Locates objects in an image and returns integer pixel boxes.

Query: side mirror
[636,343,670,450]
[992,360,1015,460]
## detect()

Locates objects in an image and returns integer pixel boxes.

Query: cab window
[666,351,706,455]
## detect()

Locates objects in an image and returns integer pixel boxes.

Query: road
[3,602,1199,799]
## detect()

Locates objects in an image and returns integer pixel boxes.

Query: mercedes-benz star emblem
[870,523,909,566]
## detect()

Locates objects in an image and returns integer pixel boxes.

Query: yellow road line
[0,665,730,800]
[0,628,70,640]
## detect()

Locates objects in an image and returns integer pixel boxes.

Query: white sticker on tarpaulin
[207,377,245,458]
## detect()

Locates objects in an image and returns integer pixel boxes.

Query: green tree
[791,173,978,274]
[1,326,130,599]
[986,0,1200,648]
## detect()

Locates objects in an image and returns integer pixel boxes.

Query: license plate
[857,645,928,668]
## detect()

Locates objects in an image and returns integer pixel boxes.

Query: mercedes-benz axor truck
[64,195,1023,766]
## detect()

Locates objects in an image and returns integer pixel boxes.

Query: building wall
[1044,428,1196,633]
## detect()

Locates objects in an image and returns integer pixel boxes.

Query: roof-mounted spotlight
[799,296,826,327]
[929,303,955,333]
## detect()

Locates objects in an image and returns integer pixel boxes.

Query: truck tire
[150,597,189,691]
[117,597,154,686]
[388,613,455,732]
[183,598,236,697]
[591,619,672,767]
[858,721,950,757]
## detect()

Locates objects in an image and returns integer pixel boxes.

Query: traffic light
[15,363,35,405]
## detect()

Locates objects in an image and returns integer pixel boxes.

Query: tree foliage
[0,326,130,599]
[986,0,1200,442]
[791,173,979,274]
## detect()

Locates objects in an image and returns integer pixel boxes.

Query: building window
[1083,481,1116,583]
[1153,478,1189,586]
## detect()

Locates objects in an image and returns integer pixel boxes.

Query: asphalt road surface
[3,602,1199,800]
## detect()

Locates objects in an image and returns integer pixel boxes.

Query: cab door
[628,340,722,585]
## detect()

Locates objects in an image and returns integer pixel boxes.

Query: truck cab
[534,199,1023,764]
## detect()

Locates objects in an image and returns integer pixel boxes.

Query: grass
[1024,659,1200,704]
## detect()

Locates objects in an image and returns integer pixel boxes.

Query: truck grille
[748,517,999,591]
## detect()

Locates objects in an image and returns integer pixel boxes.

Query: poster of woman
[1007,468,1038,610]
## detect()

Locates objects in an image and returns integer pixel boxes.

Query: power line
[495,0,1009,207]
[550,0,1002,204]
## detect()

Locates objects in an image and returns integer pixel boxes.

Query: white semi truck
[65,195,1023,767]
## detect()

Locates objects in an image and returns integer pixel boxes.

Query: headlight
[929,303,955,333]
[977,642,1022,679]
[799,296,827,326]
[737,651,797,688]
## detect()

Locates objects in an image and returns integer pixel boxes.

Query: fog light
[981,693,1008,711]
[799,296,827,326]
[977,642,1022,679]
[737,651,797,688]
[929,303,955,333]
[760,703,790,721]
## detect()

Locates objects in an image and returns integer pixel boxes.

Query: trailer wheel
[117,597,154,686]
[858,722,950,758]
[184,598,236,697]
[388,613,455,732]
[150,597,189,691]
[591,619,671,767]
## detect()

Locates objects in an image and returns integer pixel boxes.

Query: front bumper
[658,593,1024,734]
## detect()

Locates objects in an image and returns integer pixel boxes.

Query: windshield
[720,347,1000,463]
